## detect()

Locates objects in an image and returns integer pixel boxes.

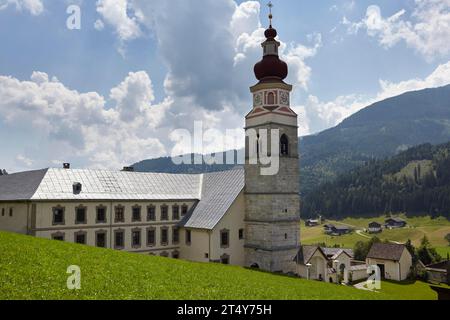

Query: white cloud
[16,154,34,167]
[1,1,322,171]
[0,0,43,15]
[96,0,142,41]
[0,71,168,170]
[346,0,450,60]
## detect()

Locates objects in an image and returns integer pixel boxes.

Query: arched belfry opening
[267,92,275,105]
[280,134,289,156]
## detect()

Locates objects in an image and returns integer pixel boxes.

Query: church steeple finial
[267,1,274,27]
[253,1,288,83]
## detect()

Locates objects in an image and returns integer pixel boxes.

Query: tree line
[302,142,450,219]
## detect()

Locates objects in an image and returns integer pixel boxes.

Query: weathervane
[267,1,273,27]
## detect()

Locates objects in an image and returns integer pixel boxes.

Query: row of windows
[52,204,190,226]
[1,208,13,217]
[185,228,244,248]
[51,227,244,253]
[52,227,182,249]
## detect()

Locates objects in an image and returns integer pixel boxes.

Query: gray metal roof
[0,167,245,231]
[0,168,201,201]
[33,168,202,201]
[0,169,48,201]
[181,168,244,230]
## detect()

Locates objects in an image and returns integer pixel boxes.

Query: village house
[330,225,352,236]
[366,243,413,281]
[324,224,334,234]
[295,245,368,283]
[305,219,320,227]
[385,217,407,229]
[426,261,450,285]
[368,222,382,234]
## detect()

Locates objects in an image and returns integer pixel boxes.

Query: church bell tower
[244,5,300,273]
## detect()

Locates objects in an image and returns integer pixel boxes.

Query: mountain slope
[302,142,450,219]
[133,85,450,195]
[300,84,450,194]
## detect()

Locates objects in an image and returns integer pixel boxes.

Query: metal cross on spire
[267,1,274,26]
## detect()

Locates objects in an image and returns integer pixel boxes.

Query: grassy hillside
[0,231,437,300]
[301,215,450,258]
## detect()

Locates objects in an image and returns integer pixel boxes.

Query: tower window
[280,134,289,156]
[267,92,275,105]
[239,229,244,240]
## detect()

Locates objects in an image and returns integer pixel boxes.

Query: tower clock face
[280,91,290,105]
[254,93,263,106]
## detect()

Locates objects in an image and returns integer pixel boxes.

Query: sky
[1,0,450,172]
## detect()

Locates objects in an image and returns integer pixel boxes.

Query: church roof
[0,168,201,201]
[0,169,48,201]
[180,168,244,230]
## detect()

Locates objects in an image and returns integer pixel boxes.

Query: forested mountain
[133,85,450,196]
[300,84,450,194]
[302,142,450,219]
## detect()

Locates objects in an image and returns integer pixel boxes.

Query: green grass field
[366,280,447,300]
[302,215,450,257]
[0,231,437,300]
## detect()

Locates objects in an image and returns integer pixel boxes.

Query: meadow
[0,231,437,300]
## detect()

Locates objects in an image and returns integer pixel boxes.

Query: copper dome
[254,27,288,82]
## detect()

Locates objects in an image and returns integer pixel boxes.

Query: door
[377,264,385,279]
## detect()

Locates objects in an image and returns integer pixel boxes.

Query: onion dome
[254,25,288,83]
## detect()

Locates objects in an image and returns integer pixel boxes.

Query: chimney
[63,163,71,169]
[73,182,82,194]
[122,166,135,172]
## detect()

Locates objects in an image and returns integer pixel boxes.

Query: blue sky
[1,0,450,172]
